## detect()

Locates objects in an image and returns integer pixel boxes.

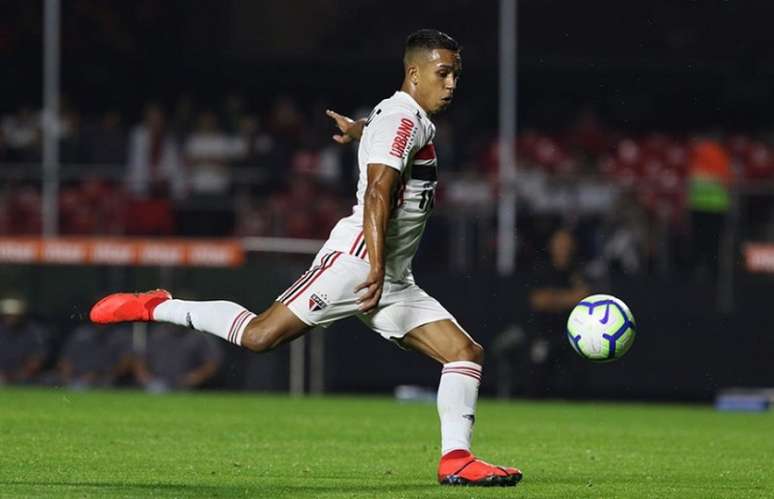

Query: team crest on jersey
[308,293,328,312]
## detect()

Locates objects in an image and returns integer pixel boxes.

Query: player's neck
[399,83,431,115]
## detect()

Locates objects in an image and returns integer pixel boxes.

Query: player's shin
[152,300,256,346]
[437,361,481,455]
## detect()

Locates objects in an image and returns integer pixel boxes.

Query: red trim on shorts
[349,231,364,255]
[349,231,369,261]
[355,239,367,259]
[279,251,336,303]
[278,270,311,302]
[284,251,343,306]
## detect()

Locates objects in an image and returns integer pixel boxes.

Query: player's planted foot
[90,289,171,324]
[437,450,522,487]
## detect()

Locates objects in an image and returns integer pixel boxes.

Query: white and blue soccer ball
[566,294,636,362]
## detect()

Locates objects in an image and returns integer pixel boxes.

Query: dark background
[1,0,773,400]
[4,0,774,131]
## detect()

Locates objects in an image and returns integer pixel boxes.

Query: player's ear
[406,64,419,86]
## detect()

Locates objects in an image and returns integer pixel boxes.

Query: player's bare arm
[355,163,399,312]
[326,109,365,143]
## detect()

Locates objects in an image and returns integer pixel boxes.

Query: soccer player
[91,29,522,487]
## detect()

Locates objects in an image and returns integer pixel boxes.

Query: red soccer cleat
[438,450,522,487]
[90,289,171,324]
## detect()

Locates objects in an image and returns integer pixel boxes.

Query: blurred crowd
[2,96,774,275]
[0,95,354,238]
[0,296,223,392]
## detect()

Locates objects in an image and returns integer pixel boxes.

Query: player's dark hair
[404,29,460,60]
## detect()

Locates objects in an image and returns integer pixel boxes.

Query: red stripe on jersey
[285,252,343,305]
[415,143,436,161]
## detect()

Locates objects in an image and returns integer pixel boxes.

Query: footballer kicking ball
[566,294,636,362]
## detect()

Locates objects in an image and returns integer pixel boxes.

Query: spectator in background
[0,297,50,385]
[586,192,647,278]
[58,101,85,164]
[86,111,128,165]
[171,94,195,141]
[60,177,126,235]
[265,96,304,185]
[133,324,222,393]
[126,103,185,200]
[526,228,590,397]
[57,324,134,389]
[180,111,240,235]
[268,95,303,145]
[687,139,732,279]
[267,175,318,238]
[221,93,246,134]
[1,107,40,162]
[184,111,237,196]
[233,114,277,193]
[0,123,6,161]
[2,183,43,234]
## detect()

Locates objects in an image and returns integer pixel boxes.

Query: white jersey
[323,91,438,280]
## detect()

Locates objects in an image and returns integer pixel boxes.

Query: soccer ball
[566,294,636,362]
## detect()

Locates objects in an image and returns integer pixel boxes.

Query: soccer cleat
[90,289,171,324]
[438,450,522,487]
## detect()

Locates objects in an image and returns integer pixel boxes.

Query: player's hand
[326,109,364,143]
[354,267,385,313]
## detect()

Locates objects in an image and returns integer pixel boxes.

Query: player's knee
[241,320,283,353]
[455,341,484,364]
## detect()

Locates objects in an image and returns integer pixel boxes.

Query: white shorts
[276,248,455,341]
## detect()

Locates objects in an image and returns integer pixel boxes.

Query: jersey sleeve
[365,112,423,172]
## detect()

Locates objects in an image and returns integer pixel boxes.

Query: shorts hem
[384,312,456,341]
[276,299,315,327]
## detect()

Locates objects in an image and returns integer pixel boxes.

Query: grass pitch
[0,388,772,498]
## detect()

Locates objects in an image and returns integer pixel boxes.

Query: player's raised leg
[89,290,310,352]
[401,319,523,487]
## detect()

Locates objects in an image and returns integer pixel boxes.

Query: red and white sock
[152,299,255,346]
[437,361,482,455]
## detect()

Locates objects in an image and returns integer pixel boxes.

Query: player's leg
[400,319,522,486]
[90,249,362,352]
[400,318,483,364]
[90,289,310,352]
[401,320,484,457]
[240,302,311,352]
[153,298,311,352]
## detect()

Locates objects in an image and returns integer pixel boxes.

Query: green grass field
[1,388,772,498]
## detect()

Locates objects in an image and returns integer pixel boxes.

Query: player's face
[416,49,462,114]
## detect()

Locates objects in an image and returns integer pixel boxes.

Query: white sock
[437,361,481,455]
[152,299,256,346]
